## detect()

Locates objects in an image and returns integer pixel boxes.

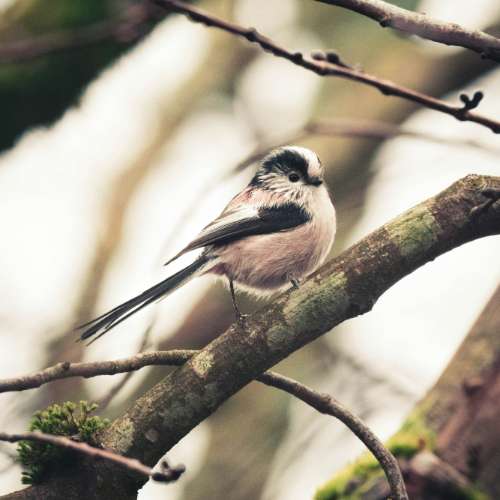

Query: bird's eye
[288,173,300,183]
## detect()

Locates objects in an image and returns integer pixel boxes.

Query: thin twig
[0,350,193,393]
[153,0,500,134]
[0,2,161,64]
[0,431,185,483]
[316,0,500,62]
[258,372,408,500]
[0,350,407,499]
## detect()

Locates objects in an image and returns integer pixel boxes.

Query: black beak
[308,176,323,186]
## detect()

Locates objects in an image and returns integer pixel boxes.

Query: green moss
[386,205,439,261]
[315,411,435,499]
[455,486,490,500]
[276,271,349,348]
[386,410,436,458]
[17,401,109,485]
[315,452,382,500]
[461,486,490,500]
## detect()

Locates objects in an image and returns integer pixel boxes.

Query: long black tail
[78,256,209,344]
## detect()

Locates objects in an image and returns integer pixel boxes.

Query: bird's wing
[164,202,310,265]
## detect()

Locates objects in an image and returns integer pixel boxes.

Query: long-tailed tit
[79,146,336,343]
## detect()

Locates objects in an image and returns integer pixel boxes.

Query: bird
[78,146,336,344]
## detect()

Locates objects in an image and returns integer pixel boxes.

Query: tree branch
[153,0,500,134]
[316,0,500,62]
[4,174,499,499]
[0,431,185,484]
[0,352,407,499]
[258,372,408,500]
[0,350,193,394]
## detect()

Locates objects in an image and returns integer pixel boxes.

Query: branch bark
[0,432,184,484]
[316,0,500,62]
[153,0,500,134]
[0,356,408,499]
[3,174,499,499]
[0,350,192,394]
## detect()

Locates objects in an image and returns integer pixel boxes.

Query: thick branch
[102,175,500,473]
[316,0,500,62]
[0,431,184,483]
[153,0,500,134]
[5,174,500,499]
[0,354,406,499]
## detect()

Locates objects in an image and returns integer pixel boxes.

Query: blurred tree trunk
[316,283,500,499]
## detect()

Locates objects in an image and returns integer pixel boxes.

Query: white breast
[304,185,337,272]
[212,185,336,294]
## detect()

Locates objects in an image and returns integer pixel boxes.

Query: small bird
[79,146,336,343]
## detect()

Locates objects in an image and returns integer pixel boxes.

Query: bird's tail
[78,255,210,344]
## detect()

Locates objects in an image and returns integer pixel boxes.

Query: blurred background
[0,0,499,498]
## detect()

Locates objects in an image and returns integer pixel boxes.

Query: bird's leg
[289,276,300,290]
[229,278,247,325]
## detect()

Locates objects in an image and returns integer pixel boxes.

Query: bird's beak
[308,176,323,186]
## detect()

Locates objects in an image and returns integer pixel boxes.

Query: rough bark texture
[3,174,500,499]
[424,283,500,497]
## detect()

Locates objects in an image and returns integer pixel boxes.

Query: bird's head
[250,146,324,197]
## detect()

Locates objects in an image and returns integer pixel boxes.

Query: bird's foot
[235,311,249,328]
[290,277,300,290]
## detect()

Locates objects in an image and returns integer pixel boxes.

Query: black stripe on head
[262,148,309,176]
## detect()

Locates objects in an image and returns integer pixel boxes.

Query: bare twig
[0,3,161,64]
[0,431,185,483]
[258,372,408,500]
[0,351,406,499]
[0,350,193,394]
[153,0,500,134]
[316,0,500,62]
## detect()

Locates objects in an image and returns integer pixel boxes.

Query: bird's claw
[236,312,249,328]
